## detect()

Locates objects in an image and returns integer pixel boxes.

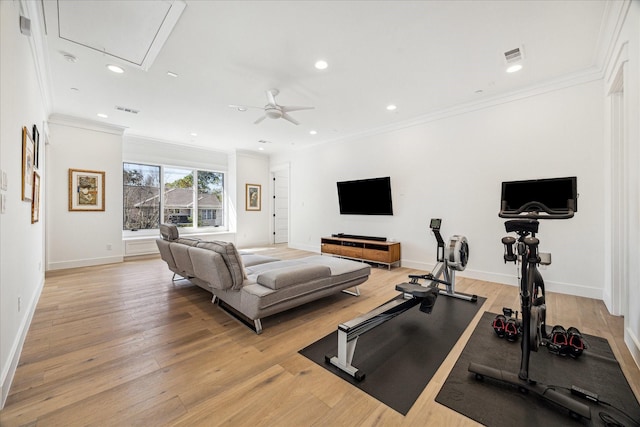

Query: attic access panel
[56,0,186,70]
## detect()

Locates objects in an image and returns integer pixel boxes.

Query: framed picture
[32,124,40,169]
[22,126,34,201]
[246,183,261,211]
[68,168,105,211]
[31,171,40,223]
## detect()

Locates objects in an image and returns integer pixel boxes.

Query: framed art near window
[246,183,261,211]
[22,126,34,201]
[69,169,105,211]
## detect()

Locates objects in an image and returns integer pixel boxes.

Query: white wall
[46,118,125,270]
[0,0,48,407]
[235,151,272,248]
[273,79,605,299]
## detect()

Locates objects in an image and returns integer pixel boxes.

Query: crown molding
[48,113,126,136]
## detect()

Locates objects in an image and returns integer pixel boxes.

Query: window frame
[122,162,226,237]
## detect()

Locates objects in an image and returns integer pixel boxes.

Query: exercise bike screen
[501,176,577,213]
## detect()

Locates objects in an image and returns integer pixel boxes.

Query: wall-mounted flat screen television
[337,177,393,215]
[500,176,578,215]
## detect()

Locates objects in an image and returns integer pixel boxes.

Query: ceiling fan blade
[281,105,314,113]
[266,90,277,107]
[281,113,300,125]
[254,115,267,124]
[228,104,262,110]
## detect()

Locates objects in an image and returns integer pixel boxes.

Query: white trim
[626,327,640,369]
[47,255,124,271]
[48,114,126,136]
[1,277,44,409]
[299,68,604,151]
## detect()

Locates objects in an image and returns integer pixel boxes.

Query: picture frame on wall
[21,126,34,201]
[246,183,261,211]
[31,171,40,223]
[68,168,105,211]
[32,124,40,169]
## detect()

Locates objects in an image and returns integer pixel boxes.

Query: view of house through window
[123,162,224,230]
[123,163,161,230]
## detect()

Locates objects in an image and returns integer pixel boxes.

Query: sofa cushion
[196,241,245,290]
[299,255,371,285]
[189,246,233,290]
[241,254,280,267]
[257,264,331,290]
[160,223,179,241]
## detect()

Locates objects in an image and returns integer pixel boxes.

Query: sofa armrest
[257,265,331,290]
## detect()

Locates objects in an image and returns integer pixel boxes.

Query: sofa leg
[211,295,218,304]
[254,319,263,334]
[342,286,360,297]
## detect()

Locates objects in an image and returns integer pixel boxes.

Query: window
[123,162,224,231]
[123,163,160,230]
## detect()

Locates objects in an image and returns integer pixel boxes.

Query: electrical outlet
[106,244,112,251]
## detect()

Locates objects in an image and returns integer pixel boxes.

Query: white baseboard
[1,276,44,409]
[47,255,123,271]
[625,327,640,370]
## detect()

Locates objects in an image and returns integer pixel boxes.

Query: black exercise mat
[299,294,485,415]
[436,311,640,426]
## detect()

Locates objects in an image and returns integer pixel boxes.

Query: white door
[273,169,289,244]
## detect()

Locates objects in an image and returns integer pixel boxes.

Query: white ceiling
[40,0,615,154]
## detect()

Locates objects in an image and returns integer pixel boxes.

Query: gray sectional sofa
[156,224,371,333]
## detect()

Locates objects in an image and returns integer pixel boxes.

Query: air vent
[503,47,525,64]
[115,105,139,114]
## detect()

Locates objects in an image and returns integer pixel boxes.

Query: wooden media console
[320,236,401,269]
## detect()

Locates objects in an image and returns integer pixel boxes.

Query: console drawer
[341,246,363,259]
[321,243,342,255]
[363,248,391,263]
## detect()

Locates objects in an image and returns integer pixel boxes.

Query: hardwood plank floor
[2,246,638,426]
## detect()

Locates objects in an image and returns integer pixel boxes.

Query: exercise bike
[468,177,591,420]
[326,218,477,381]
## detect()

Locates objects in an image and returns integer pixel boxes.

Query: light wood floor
[2,246,639,426]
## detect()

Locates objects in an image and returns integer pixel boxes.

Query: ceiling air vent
[115,105,139,114]
[503,47,524,64]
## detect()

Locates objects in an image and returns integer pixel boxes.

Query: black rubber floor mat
[436,311,640,426]
[300,294,485,415]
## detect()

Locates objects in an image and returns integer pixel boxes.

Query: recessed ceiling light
[258,147,265,151]
[386,104,397,111]
[70,87,79,91]
[97,113,108,118]
[314,60,328,70]
[190,132,198,137]
[309,130,317,135]
[506,64,523,73]
[107,64,124,74]
[167,71,178,77]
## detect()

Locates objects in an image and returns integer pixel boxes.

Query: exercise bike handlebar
[499,201,575,220]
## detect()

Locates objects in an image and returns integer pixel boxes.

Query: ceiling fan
[229,89,314,125]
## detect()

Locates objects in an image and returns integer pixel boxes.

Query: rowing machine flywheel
[446,235,469,271]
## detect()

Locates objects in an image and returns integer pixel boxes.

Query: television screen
[501,176,578,213]
[337,177,393,215]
